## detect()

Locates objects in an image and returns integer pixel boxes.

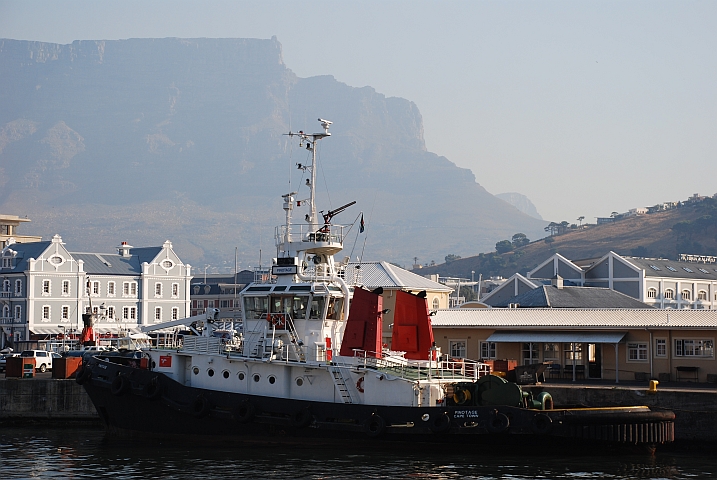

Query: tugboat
[78,120,674,450]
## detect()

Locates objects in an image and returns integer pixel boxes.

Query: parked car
[20,350,55,372]
[0,353,19,372]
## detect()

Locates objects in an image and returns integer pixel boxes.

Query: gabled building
[0,235,191,350]
[481,251,717,310]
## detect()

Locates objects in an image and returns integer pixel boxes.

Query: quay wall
[1,379,716,442]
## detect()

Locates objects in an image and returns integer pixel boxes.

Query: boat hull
[80,356,674,451]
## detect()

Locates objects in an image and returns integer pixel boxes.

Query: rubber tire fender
[429,412,452,434]
[291,408,313,428]
[232,401,255,424]
[143,378,163,401]
[111,375,131,397]
[530,413,553,435]
[486,410,510,434]
[75,367,91,385]
[364,414,386,437]
[191,395,211,418]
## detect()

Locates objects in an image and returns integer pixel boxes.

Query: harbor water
[1,427,716,479]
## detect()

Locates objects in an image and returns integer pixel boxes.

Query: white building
[0,235,191,349]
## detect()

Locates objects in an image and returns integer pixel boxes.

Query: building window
[172,283,179,298]
[62,280,70,296]
[627,343,648,361]
[432,297,440,310]
[14,279,22,295]
[646,288,657,299]
[208,300,215,308]
[681,290,692,301]
[564,343,582,362]
[172,307,178,320]
[2,304,8,318]
[221,300,229,308]
[449,340,467,358]
[3,279,10,292]
[92,306,99,315]
[155,283,162,297]
[131,282,137,296]
[123,282,130,296]
[92,281,100,296]
[674,339,714,358]
[664,289,674,300]
[61,306,69,320]
[130,307,136,320]
[42,305,50,321]
[108,282,115,296]
[543,343,559,360]
[14,305,21,320]
[522,343,540,364]
[123,307,129,320]
[655,339,667,357]
[107,306,115,319]
[698,290,707,301]
[42,279,51,295]
[2,257,11,268]
[480,341,496,359]
[155,307,161,321]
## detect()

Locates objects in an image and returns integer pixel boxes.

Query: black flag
[359,214,365,233]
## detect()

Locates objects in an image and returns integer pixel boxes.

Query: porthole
[295,377,304,387]
[253,374,261,383]
[268,375,276,385]
[207,369,215,377]
[223,370,230,379]
[192,367,200,375]
[238,372,245,381]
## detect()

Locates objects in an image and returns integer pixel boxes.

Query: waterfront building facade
[0,235,191,350]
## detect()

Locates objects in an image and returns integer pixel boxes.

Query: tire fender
[429,412,452,434]
[110,375,131,396]
[486,410,510,434]
[530,413,553,435]
[191,395,211,418]
[232,401,255,424]
[364,414,386,437]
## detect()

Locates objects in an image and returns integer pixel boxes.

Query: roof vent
[551,274,564,289]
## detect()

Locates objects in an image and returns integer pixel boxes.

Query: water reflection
[0,428,713,479]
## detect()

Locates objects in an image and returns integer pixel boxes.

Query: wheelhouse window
[326,297,344,320]
[627,343,648,361]
[674,339,714,358]
[244,296,269,320]
[449,340,467,358]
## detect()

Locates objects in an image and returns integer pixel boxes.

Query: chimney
[118,241,133,258]
[551,274,563,289]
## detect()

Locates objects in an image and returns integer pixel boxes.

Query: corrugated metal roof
[431,308,717,328]
[492,286,652,309]
[345,262,452,292]
[487,331,627,343]
[72,253,140,275]
[625,257,717,280]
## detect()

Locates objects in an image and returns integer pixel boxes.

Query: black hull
[80,357,675,452]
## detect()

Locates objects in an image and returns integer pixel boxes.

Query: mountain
[495,192,542,220]
[416,199,717,279]
[0,37,546,270]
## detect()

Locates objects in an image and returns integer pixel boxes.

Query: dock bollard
[648,379,658,394]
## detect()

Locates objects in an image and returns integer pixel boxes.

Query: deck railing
[347,349,490,381]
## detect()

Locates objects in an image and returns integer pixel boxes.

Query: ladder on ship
[284,315,306,362]
[328,365,354,404]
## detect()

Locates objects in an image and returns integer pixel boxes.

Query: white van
[20,350,57,373]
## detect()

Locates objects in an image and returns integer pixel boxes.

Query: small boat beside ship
[78,120,674,450]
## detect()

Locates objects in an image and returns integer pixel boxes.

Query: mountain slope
[0,37,546,269]
[416,200,717,279]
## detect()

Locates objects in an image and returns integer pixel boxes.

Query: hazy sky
[2,1,715,223]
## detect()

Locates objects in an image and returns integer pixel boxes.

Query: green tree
[511,233,530,248]
[445,254,461,264]
[495,240,513,254]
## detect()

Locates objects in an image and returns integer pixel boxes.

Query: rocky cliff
[0,37,546,268]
